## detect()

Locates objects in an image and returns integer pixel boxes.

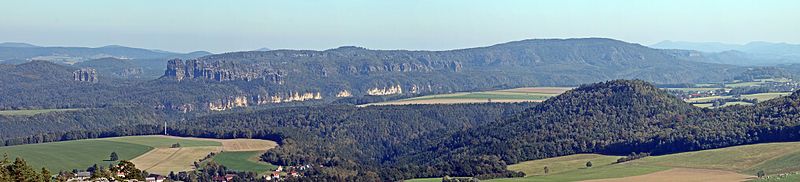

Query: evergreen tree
[586,161,593,168]
[9,158,37,182]
[110,152,119,161]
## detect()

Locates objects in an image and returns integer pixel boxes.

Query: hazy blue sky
[1,0,798,53]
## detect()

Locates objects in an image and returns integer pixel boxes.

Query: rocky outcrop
[164,59,279,82]
[255,92,322,104]
[154,103,195,113]
[336,90,352,97]
[208,96,248,111]
[73,68,98,83]
[367,85,403,96]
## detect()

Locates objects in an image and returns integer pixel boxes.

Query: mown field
[0,139,153,172]
[208,151,277,174]
[0,135,277,175]
[410,142,800,181]
[364,87,572,106]
[481,142,800,182]
[0,108,82,116]
[687,92,791,108]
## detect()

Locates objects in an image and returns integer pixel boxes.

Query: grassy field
[741,92,792,101]
[364,87,572,106]
[0,140,152,172]
[0,135,278,175]
[103,135,222,148]
[664,87,720,92]
[477,142,800,181]
[210,151,277,173]
[0,108,82,116]
[688,92,790,108]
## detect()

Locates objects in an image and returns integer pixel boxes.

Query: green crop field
[0,140,152,172]
[664,87,720,92]
[490,157,668,182]
[210,151,276,174]
[0,135,273,175]
[741,92,792,102]
[405,142,800,181]
[0,108,82,116]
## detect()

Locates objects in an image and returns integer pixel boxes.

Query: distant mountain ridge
[0,43,211,65]
[652,40,800,65]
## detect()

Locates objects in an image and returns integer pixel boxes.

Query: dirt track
[582,168,755,182]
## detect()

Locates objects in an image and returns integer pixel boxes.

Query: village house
[146,174,166,182]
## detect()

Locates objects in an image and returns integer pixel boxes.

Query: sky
[1,0,798,53]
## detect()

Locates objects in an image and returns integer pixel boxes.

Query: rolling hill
[0,43,210,64]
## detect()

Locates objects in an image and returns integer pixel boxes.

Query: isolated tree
[543,166,549,174]
[757,170,766,178]
[110,152,119,161]
[586,161,593,168]
[171,143,181,148]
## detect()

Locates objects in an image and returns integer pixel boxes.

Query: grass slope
[0,140,152,172]
[103,135,222,148]
[488,142,800,181]
[211,151,276,173]
[492,157,668,182]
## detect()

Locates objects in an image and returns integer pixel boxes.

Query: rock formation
[336,90,353,97]
[73,68,98,83]
[367,85,403,96]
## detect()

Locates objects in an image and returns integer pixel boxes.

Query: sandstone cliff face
[367,85,403,96]
[73,68,98,83]
[336,90,352,97]
[164,59,282,83]
[254,91,322,104]
[208,96,249,111]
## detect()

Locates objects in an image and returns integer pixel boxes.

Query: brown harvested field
[581,168,755,182]
[361,87,572,106]
[499,87,573,94]
[128,136,278,175]
[217,139,278,151]
[132,147,221,175]
[150,135,278,151]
